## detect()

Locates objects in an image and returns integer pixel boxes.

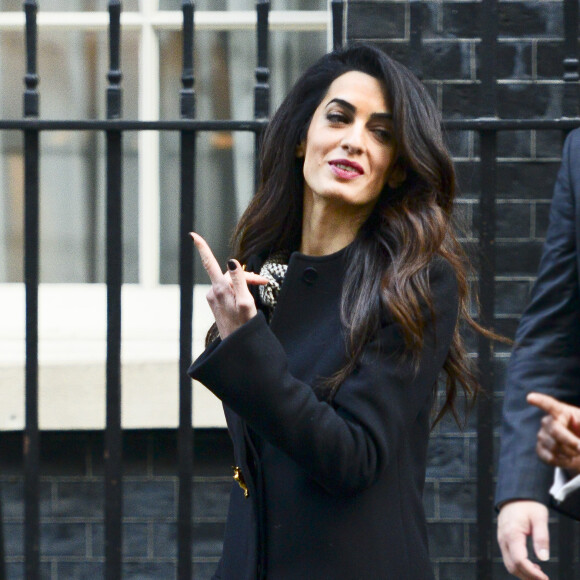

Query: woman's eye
[326,112,348,123]
[373,128,392,142]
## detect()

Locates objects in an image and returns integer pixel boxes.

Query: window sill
[0,283,225,430]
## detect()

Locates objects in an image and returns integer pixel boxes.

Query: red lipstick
[329,158,364,179]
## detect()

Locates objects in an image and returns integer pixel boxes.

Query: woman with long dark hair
[189,43,485,579]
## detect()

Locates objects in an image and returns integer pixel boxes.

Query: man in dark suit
[496,127,580,580]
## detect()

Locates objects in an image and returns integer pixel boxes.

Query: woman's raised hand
[190,232,268,339]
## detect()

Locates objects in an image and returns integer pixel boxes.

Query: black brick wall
[0,430,231,579]
[346,0,580,578]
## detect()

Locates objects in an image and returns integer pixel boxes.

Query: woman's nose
[341,123,364,154]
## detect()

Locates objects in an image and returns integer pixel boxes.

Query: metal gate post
[104,2,124,578]
[178,1,196,578]
[477,0,498,577]
[23,1,40,578]
[331,0,344,51]
[557,2,580,575]
[253,0,270,188]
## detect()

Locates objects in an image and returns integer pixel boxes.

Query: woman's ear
[295,141,305,158]
[387,164,406,189]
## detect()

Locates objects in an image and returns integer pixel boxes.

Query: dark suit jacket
[189,247,459,579]
[495,128,580,515]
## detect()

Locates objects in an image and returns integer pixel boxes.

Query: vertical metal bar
[0,478,5,580]
[558,4,580,576]
[105,1,123,579]
[477,134,496,580]
[562,0,579,118]
[254,0,270,190]
[331,0,344,51]
[23,1,40,578]
[409,0,423,80]
[178,2,195,578]
[254,0,270,121]
[477,0,498,578]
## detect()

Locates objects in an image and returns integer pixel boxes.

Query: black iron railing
[104,2,123,578]
[22,1,40,578]
[1,1,272,579]
[1,0,579,578]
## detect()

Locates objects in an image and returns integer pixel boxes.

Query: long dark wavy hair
[230,43,493,427]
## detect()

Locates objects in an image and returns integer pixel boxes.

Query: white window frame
[0,4,331,430]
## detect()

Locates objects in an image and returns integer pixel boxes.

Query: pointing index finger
[527,392,565,417]
[189,232,224,284]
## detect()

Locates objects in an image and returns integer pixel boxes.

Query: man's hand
[497,500,550,580]
[527,392,580,474]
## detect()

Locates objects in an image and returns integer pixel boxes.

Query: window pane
[0,29,140,283]
[0,0,139,10]
[159,0,327,9]
[158,27,326,283]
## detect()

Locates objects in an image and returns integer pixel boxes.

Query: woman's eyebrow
[370,112,393,121]
[326,98,392,120]
[326,98,356,112]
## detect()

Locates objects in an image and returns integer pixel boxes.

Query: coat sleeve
[495,129,580,508]
[189,258,458,497]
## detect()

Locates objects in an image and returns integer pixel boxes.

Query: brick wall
[346,1,577,578]
[0,430,232,579]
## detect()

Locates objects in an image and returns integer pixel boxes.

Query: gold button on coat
[233,466,249,498]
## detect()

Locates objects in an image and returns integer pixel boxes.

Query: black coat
[495,128,580,517]
[189,246,459,579]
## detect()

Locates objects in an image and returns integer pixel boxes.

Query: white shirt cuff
[550,468,580,503]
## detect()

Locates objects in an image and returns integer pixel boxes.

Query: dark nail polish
[227,260,237,271]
